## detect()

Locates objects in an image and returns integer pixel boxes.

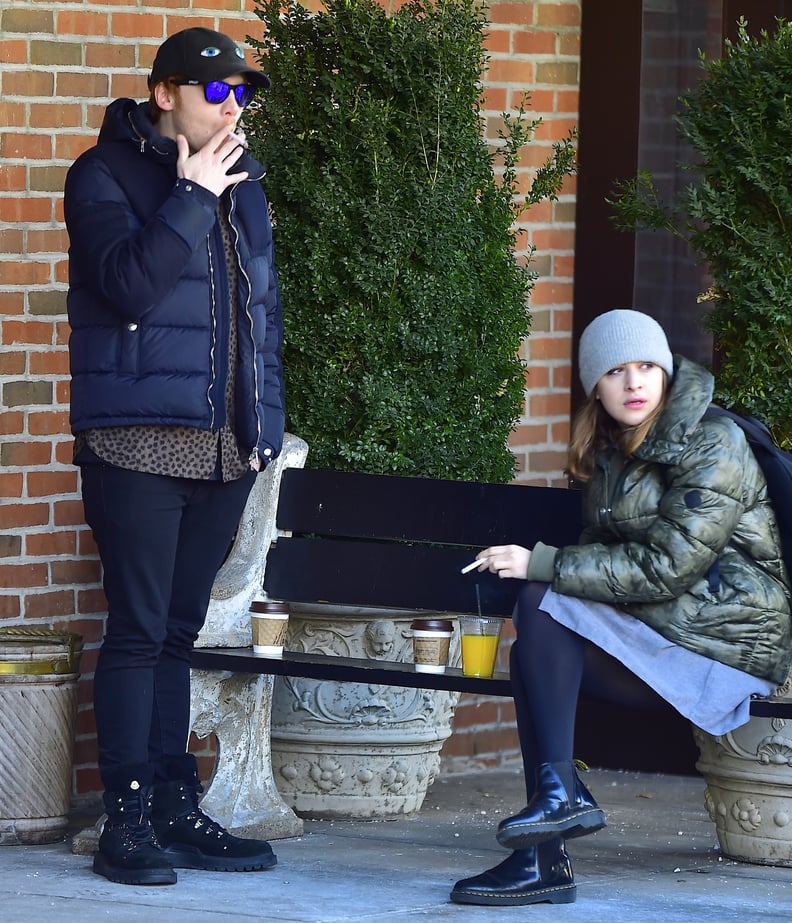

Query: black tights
[511,582,668,800]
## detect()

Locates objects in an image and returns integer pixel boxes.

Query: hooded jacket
[550,357,791,684]
[64,98,284,466]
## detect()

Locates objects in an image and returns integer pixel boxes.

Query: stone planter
[270,604,461,819]
[693,703,792,866]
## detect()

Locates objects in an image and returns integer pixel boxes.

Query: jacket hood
[96,98,265,178]
[97,98,177,163]
[635,355,714,466]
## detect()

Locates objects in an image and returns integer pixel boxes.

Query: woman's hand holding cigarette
[461,545,531,580]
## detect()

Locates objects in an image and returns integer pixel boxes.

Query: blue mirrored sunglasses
[172,79,256,109]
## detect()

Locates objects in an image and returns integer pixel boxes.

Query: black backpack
[705,405,792,575]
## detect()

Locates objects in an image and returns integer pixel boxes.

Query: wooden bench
[191,466,791,719]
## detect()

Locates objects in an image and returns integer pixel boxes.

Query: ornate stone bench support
[189,433,308,840]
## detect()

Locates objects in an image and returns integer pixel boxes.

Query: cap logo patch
[201,46,222,58]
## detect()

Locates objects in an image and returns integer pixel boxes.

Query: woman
[451,309,791,906]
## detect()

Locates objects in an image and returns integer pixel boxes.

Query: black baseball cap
[148,27,270,89]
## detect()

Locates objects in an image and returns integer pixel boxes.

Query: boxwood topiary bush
[246,0,576,480]
[610,19,792,446]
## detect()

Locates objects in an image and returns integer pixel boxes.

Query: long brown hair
[567,377,668,482]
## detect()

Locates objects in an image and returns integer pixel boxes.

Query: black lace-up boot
[151,754,277,872]
[93,766,177,886]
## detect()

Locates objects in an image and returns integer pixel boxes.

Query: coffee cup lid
[411,618,453,632]
[250,600,289,615]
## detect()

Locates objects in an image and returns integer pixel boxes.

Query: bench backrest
[263,468,582,617]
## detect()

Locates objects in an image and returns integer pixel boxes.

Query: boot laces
[183,807,229,841]
[108,789,161,850]
[121,821,161,849]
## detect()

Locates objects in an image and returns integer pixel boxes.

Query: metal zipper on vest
[228,184,262,465]
[206,236,218,429]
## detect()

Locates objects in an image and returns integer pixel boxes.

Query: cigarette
[228,130,248,149]
[460,560,480,574]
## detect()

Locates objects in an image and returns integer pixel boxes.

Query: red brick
[1,133,53,161]
[109,11,165,39]
[68,616,105,646]
[490,3,538,26]
[77,587,109,615]
[24,589,76,618]
[0,165,26,192]
[530,279,574,306]
[531,227,576,251]
[513,30,558,55]
[488,58,535,85]
[85,41,137,70]
[0,472,23,497]
[29,103,83,129]
[1,502,50,529]
[0,102,27,129]
[551,419,571,443]
[0,595,22,618]
[527,449,569,472]
[28,409,71,436]
[54,500,88,527]
[54,440,77,466]
[451,699,501,728]
[485,27,512,54]
[536,2,581,28]
[529,392,571,417]
[55,8,111,36]
[0,197,52,223]
[27,469,79,497]
[0,351,25,376]
[0,39,28,66]
[0,291,24,313]
[0,563,49,588]
[55,133,95,161]
[439,731,475,758]
[526,334,571,360]
[51,558,102,587]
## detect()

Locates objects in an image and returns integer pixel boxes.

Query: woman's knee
[513,581,551,632]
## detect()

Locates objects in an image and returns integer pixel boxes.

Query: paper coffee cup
[411,618,453,674]
[251,601,289,657]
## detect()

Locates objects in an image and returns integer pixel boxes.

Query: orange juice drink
[461,633,500,678]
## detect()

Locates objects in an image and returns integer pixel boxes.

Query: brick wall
[0,0,580,799]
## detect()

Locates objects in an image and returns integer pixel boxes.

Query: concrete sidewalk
[1,767,790,922]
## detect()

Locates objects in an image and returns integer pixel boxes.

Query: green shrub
[246,0,576,480]
[610,19,792,446]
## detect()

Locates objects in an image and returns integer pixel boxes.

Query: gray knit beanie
[578,309,674,397]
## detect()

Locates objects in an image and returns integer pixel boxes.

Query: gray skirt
[536,587,775,735]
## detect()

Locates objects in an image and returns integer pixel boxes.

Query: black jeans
[81,462,256,788]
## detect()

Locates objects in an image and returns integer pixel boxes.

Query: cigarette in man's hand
[460,560,481,574]
[228,130,248,149]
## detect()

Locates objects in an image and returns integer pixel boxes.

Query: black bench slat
[189,647,786,717]
[190,647,513,696]
[746,698,792,718]
[264,538,519,615]
[275,467,582,547]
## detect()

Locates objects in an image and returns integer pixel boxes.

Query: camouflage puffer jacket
[553,356,791,684]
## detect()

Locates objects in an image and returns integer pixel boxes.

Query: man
[64,28,285,886]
